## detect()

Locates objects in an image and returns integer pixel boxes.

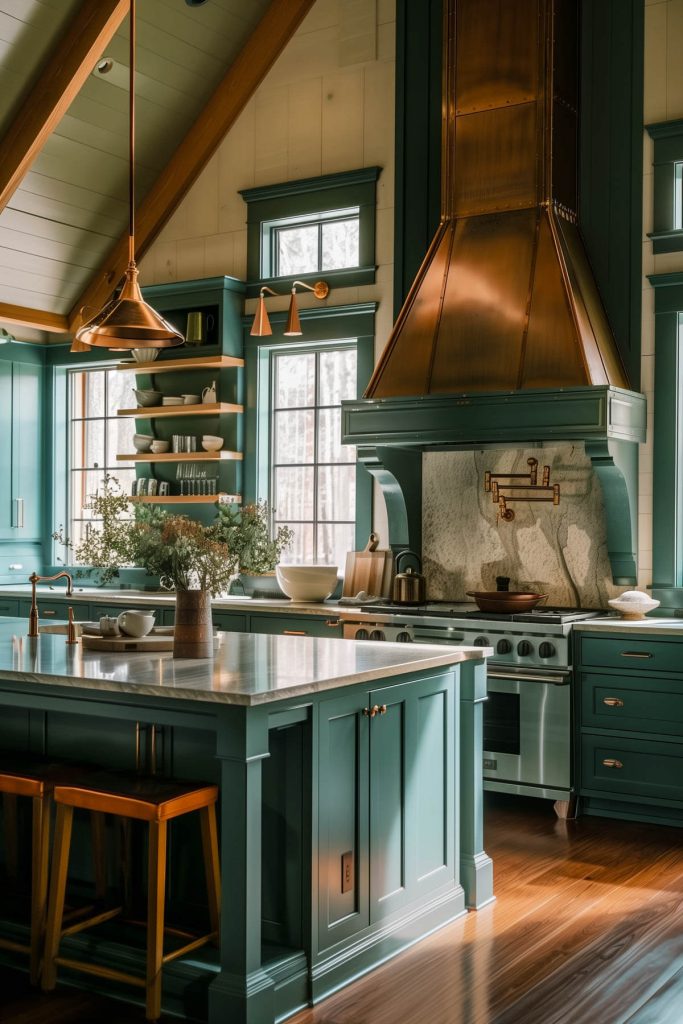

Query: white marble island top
[0,619,490,707]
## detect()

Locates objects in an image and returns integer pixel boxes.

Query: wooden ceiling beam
[69,0,317,333]
[0,0,129,218]
[0,303,69,334]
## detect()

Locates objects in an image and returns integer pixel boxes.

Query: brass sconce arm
[250,279,331,338]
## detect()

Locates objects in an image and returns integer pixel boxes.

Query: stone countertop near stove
[575,617,683,635]
[0,618,491,706]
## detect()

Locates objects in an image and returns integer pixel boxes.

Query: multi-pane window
[675,162,683,230]
[271,344,357,567]
[269,208,360,278]
[68,367,136,551]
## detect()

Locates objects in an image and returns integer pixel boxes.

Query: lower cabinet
[250,613,342,638]
[316,670,455,953]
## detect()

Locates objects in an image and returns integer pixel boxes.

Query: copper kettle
[392,550,426,605]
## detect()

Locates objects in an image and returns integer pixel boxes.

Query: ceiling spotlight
[96,57,114,75]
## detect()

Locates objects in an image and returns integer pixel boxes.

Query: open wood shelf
[118,451,243,463]
[130,494,241,505]
[117,402,242,418]
[116,355,244,374]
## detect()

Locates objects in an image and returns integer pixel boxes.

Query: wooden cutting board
[81,634,174,652]
[343,534,393,598]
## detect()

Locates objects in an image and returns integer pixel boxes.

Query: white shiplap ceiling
[0,0,271,321]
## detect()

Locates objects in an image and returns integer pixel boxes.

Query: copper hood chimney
[366,0,629,398]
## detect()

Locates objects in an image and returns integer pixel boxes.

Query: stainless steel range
[342,604,607,818]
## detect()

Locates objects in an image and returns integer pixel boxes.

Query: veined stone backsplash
[422,444,624,608]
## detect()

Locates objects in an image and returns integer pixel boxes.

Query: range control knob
[473,636,490,648]
[496,639,513,655]
[517,640,533,657]
[369,629,386,641]
[396,631,413,643]
[355,628,369,640]
[539,642,556,659]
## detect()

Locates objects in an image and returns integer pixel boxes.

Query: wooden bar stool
[41,771,221,1021]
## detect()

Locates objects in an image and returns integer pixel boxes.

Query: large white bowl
[608,590,660,620]
[275,564,338,602]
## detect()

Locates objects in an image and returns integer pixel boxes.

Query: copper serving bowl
[466,591,548,614]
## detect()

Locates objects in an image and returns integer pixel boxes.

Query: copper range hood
[368,0,627,397]
[341,0,646,584]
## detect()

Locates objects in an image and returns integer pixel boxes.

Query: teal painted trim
[649,588,683,615]
[393,0,442,317]
[244,265,376,299]
[243,302,378,331]
[357,446,421,554]
[645,120,683,254]
[584,439,639,584]
[652,311,682,589]
[646,117,683,140]
[239,167,381,204]
[458,659,494,910]
[141,275,245,300]
[648,229,683,254]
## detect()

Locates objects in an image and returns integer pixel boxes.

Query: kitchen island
[0,620,492,1024]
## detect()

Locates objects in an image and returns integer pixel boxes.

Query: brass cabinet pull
[363,704,387,718]
[325,619,341,627]
[377,704,387,715]
[620,651,653,659]
[43,609,56,616]
[602,758,623,769]
[603,697,625,708]
[283,630,307,636]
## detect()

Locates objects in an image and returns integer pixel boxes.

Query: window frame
[647,119,683,254]
[243,303,376,555]
[268,208,360,280]
[240,167,381,298]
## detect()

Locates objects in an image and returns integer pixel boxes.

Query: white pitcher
[202,380,217,404]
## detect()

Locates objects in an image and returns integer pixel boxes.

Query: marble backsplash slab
[422,444,623,609]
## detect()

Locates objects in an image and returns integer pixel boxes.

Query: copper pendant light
[74,0,183,351]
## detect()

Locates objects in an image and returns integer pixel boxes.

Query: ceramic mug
[99,615,120,637]
[117,610,155,638]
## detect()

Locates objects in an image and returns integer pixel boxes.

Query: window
[269,209,360,277]
[271,344,357,566]
[240,166,381,297]
[67,366,136,550]
[646,120,683,254]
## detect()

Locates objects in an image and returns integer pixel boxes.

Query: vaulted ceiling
[0,0,314,340]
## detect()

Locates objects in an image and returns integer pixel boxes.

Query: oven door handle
[487,671,570,686]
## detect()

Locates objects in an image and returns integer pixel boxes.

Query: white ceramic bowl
[201,435,224,451]
[182,394,200,404]
[150,440,170,453]
[275,564,338,602]
[608,590,660,620]
[161,396,184,406]
[133,389,162,407]
[132,348,159,363]
[133,433,153,452]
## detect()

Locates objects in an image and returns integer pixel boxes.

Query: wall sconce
[250,279,330,337]
[484,457,560,522]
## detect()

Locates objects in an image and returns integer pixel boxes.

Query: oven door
[483,669,571,795]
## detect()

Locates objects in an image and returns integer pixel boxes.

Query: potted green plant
[53,477,238,658]
[213,500,293,597]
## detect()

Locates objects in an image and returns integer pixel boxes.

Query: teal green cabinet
[0,360,43,542]
[575,630,683,826]
[250,613,342,638]
[211,610,248,632]
[316,670,455,955]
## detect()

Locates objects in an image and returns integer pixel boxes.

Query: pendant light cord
[129,0,136,264]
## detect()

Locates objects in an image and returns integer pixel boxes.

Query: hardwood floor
[2,794,683,1023]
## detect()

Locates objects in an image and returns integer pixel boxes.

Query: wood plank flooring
[2,793,682,1023]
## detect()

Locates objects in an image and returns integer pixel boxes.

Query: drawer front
[249,614,342,638]
[579,635,683,674]
[212,612,247,633]
[0,598,19,616]
[580,672,683,738]
[19,598,69,620]
[580,734,683,804]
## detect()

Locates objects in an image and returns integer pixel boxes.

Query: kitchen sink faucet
[28,571,73,637]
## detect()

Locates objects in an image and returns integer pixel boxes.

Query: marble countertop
[575,617,683,636]
[0,618,490,707]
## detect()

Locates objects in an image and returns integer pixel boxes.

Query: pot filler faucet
[28,571,73,638]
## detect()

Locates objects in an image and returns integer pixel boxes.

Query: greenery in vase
[53,476,238,595]
[213,500,293,576]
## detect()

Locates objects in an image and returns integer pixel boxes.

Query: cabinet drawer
[580,734,683,804]
[579,635,683,674]
[580,672,683,738]
[19,599,69,620]
[212,612,247,633]
[0,598,19,616]
[249,614,342,638]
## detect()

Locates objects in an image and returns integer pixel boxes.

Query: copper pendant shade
[73,0,183,352]
[284,289,302,336]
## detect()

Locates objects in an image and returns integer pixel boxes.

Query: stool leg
[30,794,50,986]
[42,803,73,992]
[90,811,107,901]
[199,805,221,945]
[146,819,167,1022]
[2,793,18,880]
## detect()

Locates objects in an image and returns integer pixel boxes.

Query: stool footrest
[55,956,146,988]
[61,905,122,939]
[162,930,217,965]
[0,938,29,956]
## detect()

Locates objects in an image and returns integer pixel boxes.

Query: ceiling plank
[0,0,129,218]
[69,0,317,332]
[0,302,69,334]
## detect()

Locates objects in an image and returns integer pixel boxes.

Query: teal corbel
[584,438,639,584]
[357,445,422,553]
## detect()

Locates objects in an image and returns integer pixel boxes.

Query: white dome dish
[276,564,338,602]
[608,590,660,620]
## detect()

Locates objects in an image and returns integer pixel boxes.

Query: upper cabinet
[0,355,43,542]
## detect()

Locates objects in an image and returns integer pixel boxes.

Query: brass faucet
[28,571,73,637]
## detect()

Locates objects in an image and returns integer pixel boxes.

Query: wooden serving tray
[81,634,174,653]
